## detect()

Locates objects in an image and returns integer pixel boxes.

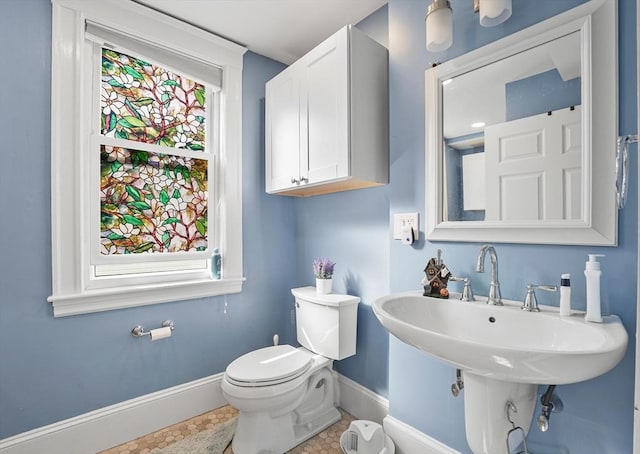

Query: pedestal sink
[373,291,628,454]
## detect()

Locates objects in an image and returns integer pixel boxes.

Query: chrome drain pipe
[451,369,464,397]
[537,385,564,432]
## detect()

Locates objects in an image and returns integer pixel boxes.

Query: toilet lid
[226,345,313,386]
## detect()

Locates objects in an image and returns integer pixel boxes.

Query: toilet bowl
[222,287,360,454]
[222,345,340,453]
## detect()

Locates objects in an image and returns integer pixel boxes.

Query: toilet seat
[225,345,313,387]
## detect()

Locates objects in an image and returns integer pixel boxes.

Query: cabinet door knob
[291,177,300,184]
[300,177,309,183]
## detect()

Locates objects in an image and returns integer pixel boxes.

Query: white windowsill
[48,278,245,317]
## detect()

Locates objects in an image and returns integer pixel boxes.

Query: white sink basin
[373,291,628,384]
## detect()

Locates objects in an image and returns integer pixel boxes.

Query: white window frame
[48,0,247,317]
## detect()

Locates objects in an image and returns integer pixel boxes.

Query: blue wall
[0,0,295,439]
[385,0,637,452]
[1,1,637,453]
[445,145,486,222]
[295,0,637,453]
[505,69,581,121]
[292,5,391,400]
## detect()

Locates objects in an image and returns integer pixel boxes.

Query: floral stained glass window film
[100,145,208,255]
[101,48,206,151]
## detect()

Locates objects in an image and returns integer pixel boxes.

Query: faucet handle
[450,276,475,302]
[522,284,557,312]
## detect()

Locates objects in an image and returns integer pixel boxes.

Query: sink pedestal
[463,372,537,454]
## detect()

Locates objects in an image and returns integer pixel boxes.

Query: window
[49,0,246,316]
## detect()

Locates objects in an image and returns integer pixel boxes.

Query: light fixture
[471,122,486,128]
[425,0,453,52]
[426,0,513,52]
[478,0,512,27]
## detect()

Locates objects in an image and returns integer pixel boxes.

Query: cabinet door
[265,64,301,193]
[303,28,349,184]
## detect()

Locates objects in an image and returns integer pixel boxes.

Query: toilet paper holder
[131,320,174,338]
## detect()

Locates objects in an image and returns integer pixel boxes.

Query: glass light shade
[426,3,453,52]
[479,0,512,27]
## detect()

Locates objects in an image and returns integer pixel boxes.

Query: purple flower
[313,257,335,279]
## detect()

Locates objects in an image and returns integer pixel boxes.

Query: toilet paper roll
[150,326,172,341]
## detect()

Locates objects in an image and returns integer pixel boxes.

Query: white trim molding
[334,373,460,453]
[49,0,247,316]
[50,278,245,317]
[335,372,389,425]
[383,416,462,454]
[0,371,459,454]
[0,374,226,454]
[0,372,386,454]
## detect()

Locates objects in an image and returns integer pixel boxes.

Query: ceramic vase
[316,278,332,294]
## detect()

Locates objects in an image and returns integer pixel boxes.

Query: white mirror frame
[425,0,617,246]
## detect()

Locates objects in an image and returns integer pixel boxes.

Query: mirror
[443,31,582,222]
[425,0,617,245]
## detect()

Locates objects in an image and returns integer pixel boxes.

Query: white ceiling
[133,0,388,65]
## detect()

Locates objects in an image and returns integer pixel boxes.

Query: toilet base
[232,406,341,454]
[293,405,341,445]
[230,366,340,454]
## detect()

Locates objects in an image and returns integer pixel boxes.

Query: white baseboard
[333,378,459,454]
[0,374,226,454]
[383,416,461,454]
[0,371,457,454]
[635,408,640,454]
[335,372,389,425]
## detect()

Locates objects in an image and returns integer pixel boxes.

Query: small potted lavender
[313,257,335,294]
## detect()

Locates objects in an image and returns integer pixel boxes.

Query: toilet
[222,286,360,454]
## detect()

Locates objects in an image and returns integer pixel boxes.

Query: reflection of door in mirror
[442,31,581,222]
[485,106,582,221]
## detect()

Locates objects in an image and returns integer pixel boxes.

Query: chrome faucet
[475,244,503,306]
[449,276,475,302]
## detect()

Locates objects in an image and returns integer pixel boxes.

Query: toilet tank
[291,287,360,360]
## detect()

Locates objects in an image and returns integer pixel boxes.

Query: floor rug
[153,416,237,454]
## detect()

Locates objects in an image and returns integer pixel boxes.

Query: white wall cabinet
[266,25,388,196]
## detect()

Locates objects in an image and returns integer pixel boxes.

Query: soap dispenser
[584,254,604,323]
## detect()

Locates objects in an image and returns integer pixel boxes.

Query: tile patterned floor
[100,405,354,454]
[286,410,354,454]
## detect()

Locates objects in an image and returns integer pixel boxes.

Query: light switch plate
[394,213,419,241]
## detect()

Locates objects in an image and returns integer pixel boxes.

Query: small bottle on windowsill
[211,248,221,279]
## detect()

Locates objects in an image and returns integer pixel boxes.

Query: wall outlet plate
[394,213,419,241]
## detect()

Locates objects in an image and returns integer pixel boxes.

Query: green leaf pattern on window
[101,49,206,151]
[100,145,208,255]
